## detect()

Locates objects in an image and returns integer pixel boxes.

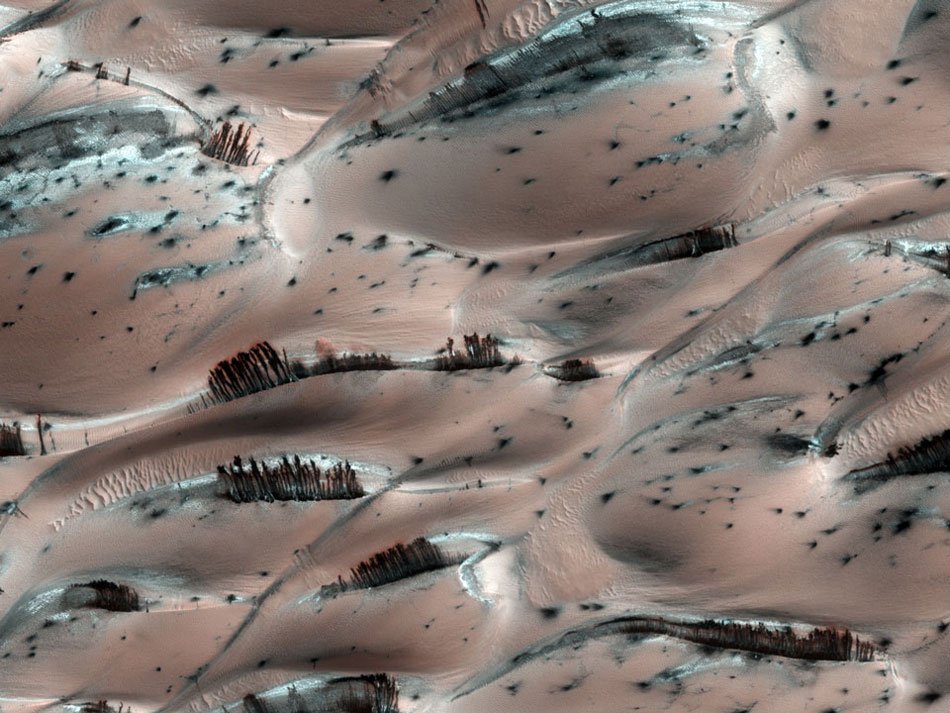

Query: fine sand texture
[1,0,950,711]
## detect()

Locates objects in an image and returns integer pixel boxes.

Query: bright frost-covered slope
[1,0,950,711]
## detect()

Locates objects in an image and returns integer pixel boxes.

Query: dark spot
[815,119,831,130]
[539,607,560,619]
[62,272,75,282]
[196,84,218,97]
[894,519,912,534]
[601,491,615,503]
[287,277,297,286]
[579,602,605,611]
[129,16,142,27]
[266,27,290,38]
[379,170,398,182]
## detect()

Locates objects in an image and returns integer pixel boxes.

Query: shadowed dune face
[1,0,950,711]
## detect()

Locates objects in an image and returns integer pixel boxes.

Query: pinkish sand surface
[1,0,950,711]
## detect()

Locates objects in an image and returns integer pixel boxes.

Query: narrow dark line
[36,414,46,456]
[474,0,488,28]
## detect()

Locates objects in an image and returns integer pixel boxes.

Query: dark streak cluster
[217,456,364,503]
[68,580,141,613]
[323,538,457,595]
[544,358,599,382]
[201,121,258,166]
[202,341,296,406]
[300,349,397,377]
[846,428,950,492]
[434,333,504,370]
[0,422,25,457]
[239,674,399,713]
[619,619,878,662]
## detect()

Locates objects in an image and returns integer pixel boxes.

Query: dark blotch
[767,433,811,455]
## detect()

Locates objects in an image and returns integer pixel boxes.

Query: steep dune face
[1,1,949,711]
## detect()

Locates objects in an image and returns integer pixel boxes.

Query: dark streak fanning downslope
[218,456,364,503]
[844,428,950,492]
[65,580,141,612]
[235,673,399,713]
[322,538,460,596]
[454,615,880,700]
[0,422,25,457]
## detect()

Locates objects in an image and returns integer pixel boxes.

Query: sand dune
[1,1,949,711]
